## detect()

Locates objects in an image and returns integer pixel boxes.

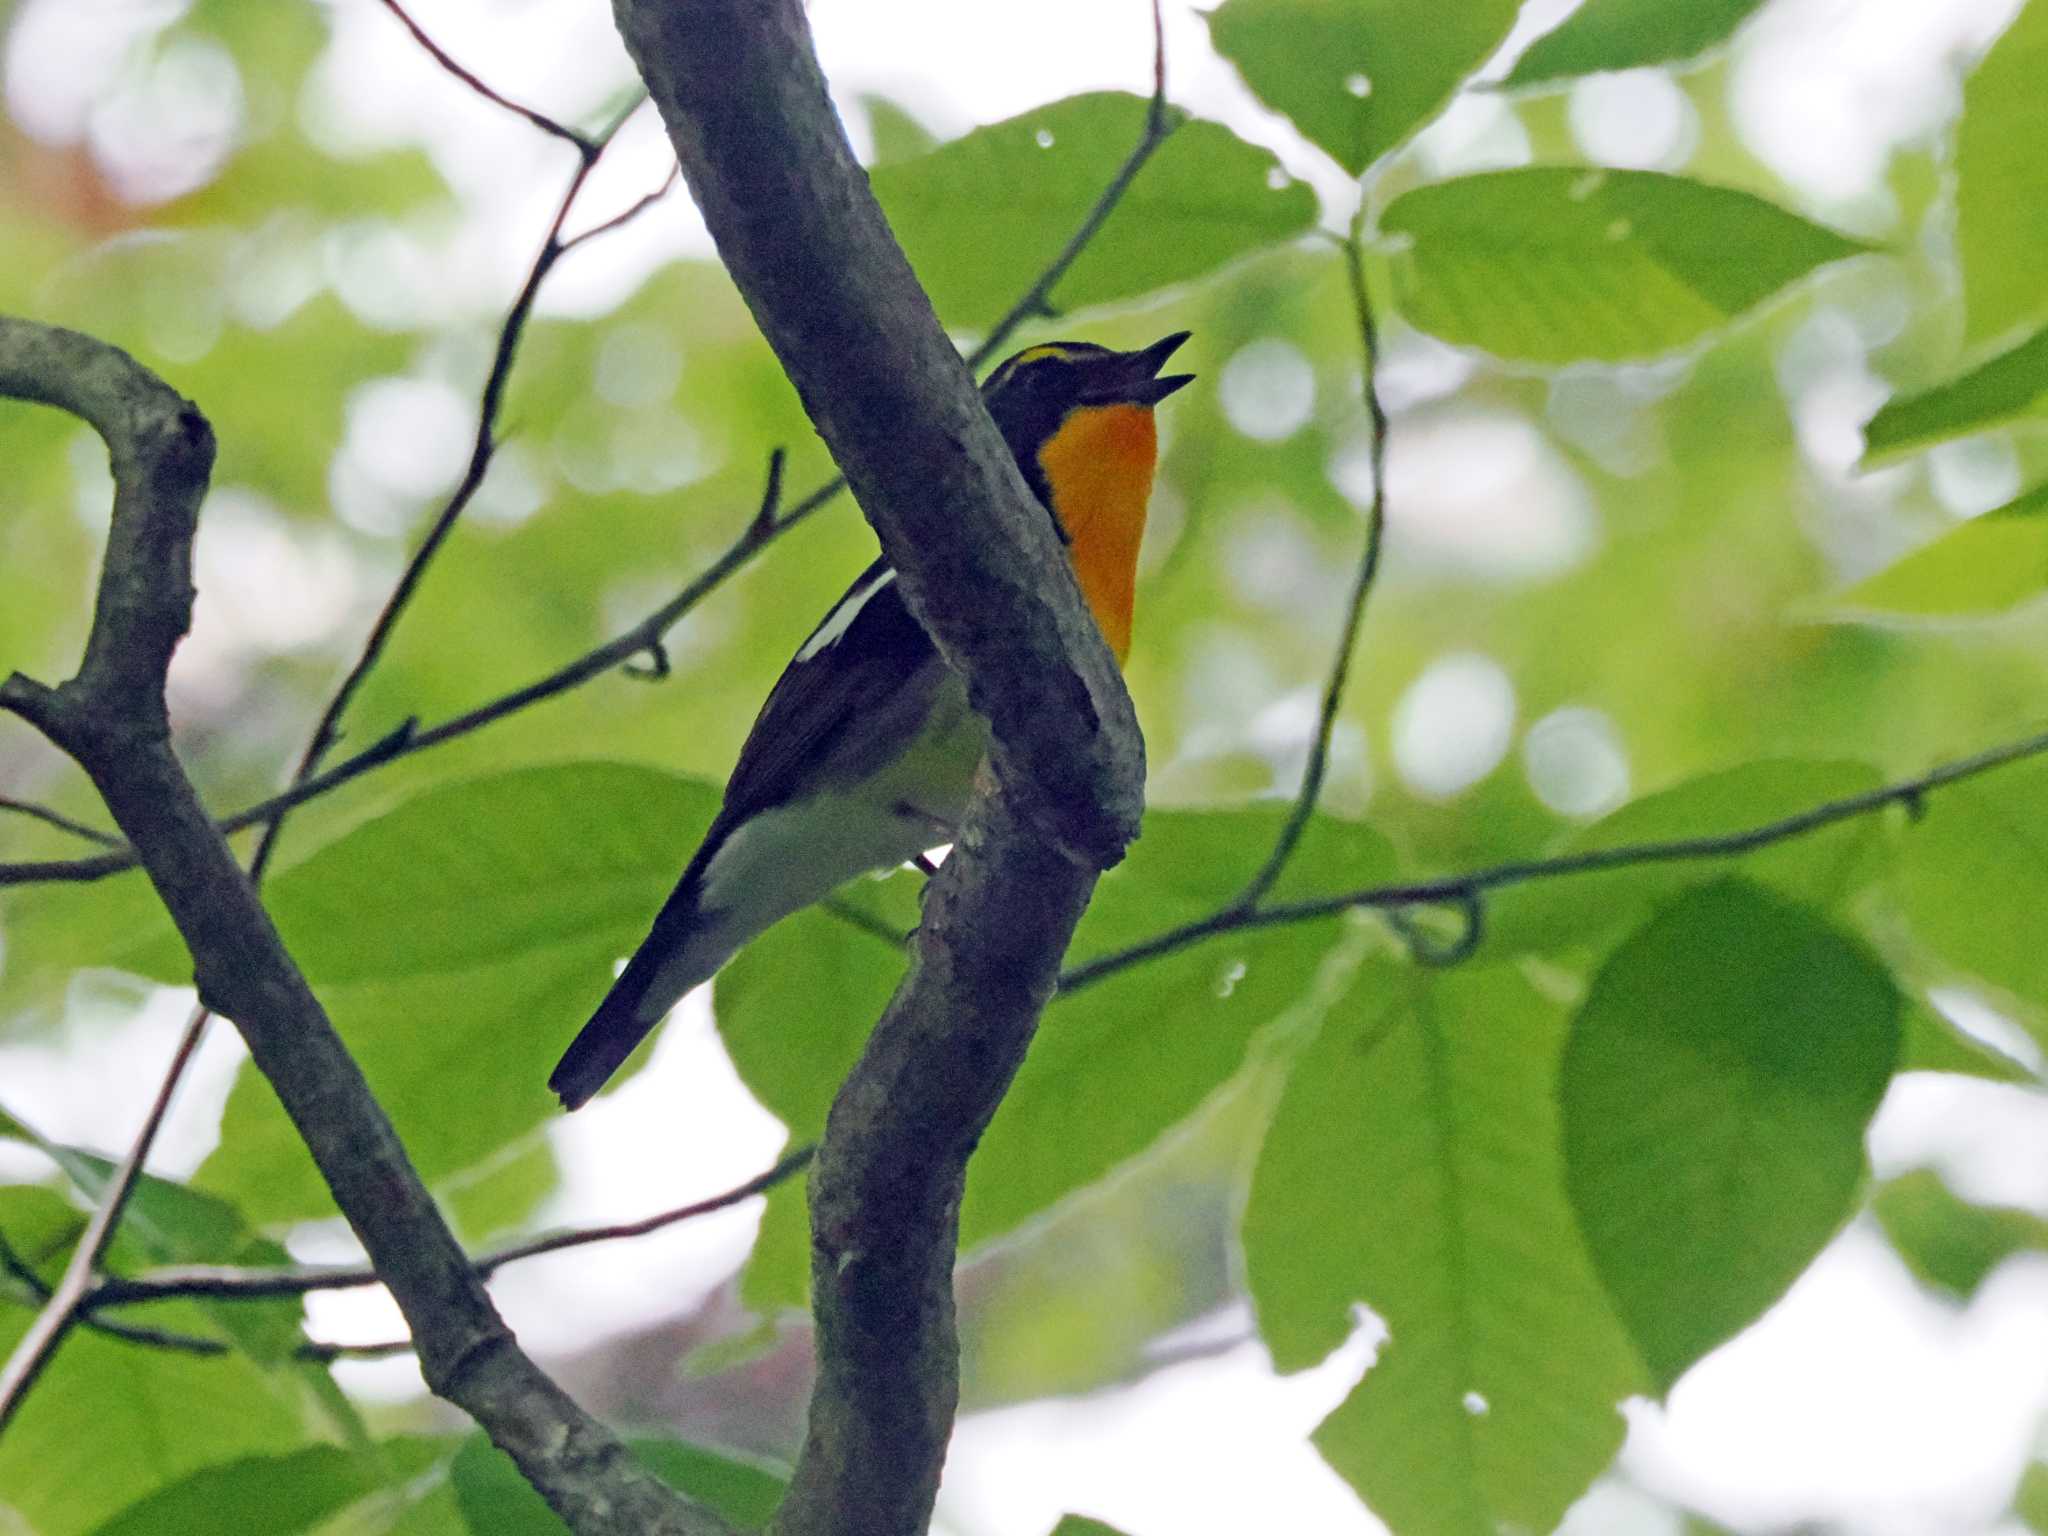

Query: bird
[550,332,1195,1109]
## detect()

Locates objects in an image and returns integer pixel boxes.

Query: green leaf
[1561,879,1901,1390]
[195,763,721,1223]
[22,1149,313,1366]
[1502,0,1771,88]
[723,810,1383,1308]
[873,92,1316,330]
[1863,326,2048,463]
[1244,965,1644,1536]
[1381,169,1871,363]
[965,809,1384,1249]
[718,878,915,1317]
[447,1431,782,1534]
[1826,485,2048,620]
[1897,766,2048,1042]
[1873,1168,2048,1300]
[1050,1519,1135,1536]
[0,865,188,1023]
[1484,758,1889,960]
[738,1166,814,1320]
[1901,994,2033,1083]
[438,1132,561,1246]
[862,96,940,167]
[628,1439,786,1531]
[1205,0,1519,176]
[86,1440,450,1536]
[0,1183,86,1284]
[2018,1461,2048,1534]
[717,876,921,1156]
[1957,0,2048,345]
[0,1286,320,1535]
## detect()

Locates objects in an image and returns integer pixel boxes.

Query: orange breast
[1032,403,1159,664]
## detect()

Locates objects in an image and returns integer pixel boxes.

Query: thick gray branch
[0,321,209,731]
[0,316,727,1536]
[611,4,1149,1533]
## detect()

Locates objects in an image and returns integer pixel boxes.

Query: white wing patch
[795,567,897,663]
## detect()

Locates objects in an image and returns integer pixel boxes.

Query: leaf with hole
[1244,964,1645,1536]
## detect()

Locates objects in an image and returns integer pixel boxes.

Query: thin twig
[90,1144,814,1308]
[0,1004,207,1433]
[562,164,682,254]
[0,795,119,847]
[0,478,842,891]
[965,0,1175,370]
[271,108,642,863]
[1227,225,1387,913]
[0,1231,433,1362]
[0,1232,232,1358]
[1061,722,2048,992]
[375,0,598,157]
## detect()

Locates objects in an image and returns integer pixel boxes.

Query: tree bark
[611,3,1148,1533]
[0,316,732,1536]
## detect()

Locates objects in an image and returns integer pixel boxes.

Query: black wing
[712,558,949,831]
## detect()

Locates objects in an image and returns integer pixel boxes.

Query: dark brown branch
[562,163,683,254]
[1227,228,1387,913]
[1062,721,2048,992]
[376,0,599,156]
[0,317,727,1535]
[0,795,119,847]
[91,1144,815,1307]
[273,102,642,863]
[0,1233,441,1363]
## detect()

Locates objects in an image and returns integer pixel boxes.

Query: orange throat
[1035,402,1159,664]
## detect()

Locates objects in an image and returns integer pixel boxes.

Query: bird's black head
[980,332,1194,489]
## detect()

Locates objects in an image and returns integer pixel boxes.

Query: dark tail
[550,861,726,1111]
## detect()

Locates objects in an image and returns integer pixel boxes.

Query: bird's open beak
[1085,330,1195,407]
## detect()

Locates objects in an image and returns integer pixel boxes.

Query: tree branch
[275,98,644,858]
[375,0,599,156]
[0,795,119,847]
[1226,228,1388,913]
[613,3,1149,1532]
[0,1002,207,1431]
[0,317,728,1536]
[89,1143,814,1307]
[1061,721,2048,992]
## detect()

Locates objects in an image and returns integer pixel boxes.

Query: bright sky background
[5,1,2048,1533]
